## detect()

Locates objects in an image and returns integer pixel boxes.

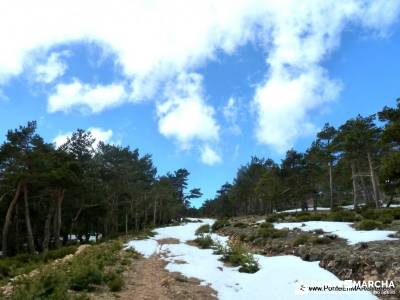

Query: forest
[199,99,400,217]
[0,122,201,256]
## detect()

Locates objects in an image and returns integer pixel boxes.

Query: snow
[388,204,400,208]
[124,239,159,258]
[277,207,330,213]
[125,219,378,299]
[276,204,400,211]
[273,221,398,244]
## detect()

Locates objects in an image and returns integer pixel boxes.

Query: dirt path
[96,238,217,300]
[116,254,216,300]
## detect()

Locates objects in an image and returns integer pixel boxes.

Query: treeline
[200,99,400,217]
[0,121,201,256]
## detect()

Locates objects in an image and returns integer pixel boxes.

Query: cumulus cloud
[223,97,241,135]
[48,80,127,113]
[53,127,114,148]
[0,0,259,86]
[200,145,222,166]
[157,73,219,149]
[34,51,69,83]
[252,1,399,151]
[0,0,399,154]
[254,67,341,152]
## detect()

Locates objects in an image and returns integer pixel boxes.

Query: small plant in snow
[195,224,211,235]
[212,240,226,255]
[217,240,259,273]
[194,233,214,249]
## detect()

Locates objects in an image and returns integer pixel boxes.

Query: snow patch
[273,221,397,244]
[126,219,379,299]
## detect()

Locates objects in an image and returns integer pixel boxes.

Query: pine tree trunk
[42,201,55,252]
[329,162,334,209]
[313,195,317,211]
[386,194,394,208]
[125,210,128,235]
[350,162,358,209]
[54,189,65,248]
[135,210,138,232]
[153,198,157,226]
[158,199,163,225]
[15,203,20,253]
[367,151,380,208]
[0,193,7,203]
[358,172,370,205]
[23,182,36,254]
[2,181,22,256]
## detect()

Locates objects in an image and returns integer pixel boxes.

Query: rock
[374,261,385,270]
[339,268,353,279]
[325,234,338,240]
[326,261,336,269]
[355,242,368,250]
[309,248,322,261]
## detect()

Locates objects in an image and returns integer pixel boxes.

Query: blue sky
[1,1,400,207]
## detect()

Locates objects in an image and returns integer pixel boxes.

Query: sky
[1,0,400,207]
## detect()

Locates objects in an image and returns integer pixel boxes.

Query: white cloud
[251,0,399,151]
[48,79,127,113]
[200,145,222,166]
[157,73,219,149]
[223,97,241,135]
[53,132,70,148]
[0,0,260,87]
[0,0,399,153]
[53,127,114,148]
[254,67,341,152]
[34,51,69,83]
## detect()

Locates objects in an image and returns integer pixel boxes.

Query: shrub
[259,222,274,229]
[331,206,345,212]
[233,222,247,228]
[360,209,377,220]
[212,241,226,255]
[11,240,125,298]
[212,219,230,231]
[69,262,103,291]
[238,252,259,273]
[41,246,77,262]
[378,214,394,224]
[220,241,259,273]
[293,234,310,246]
[355,220,383,230]
[11,266,68,300]
[265,215,279,223]
[195,224,211,235]
[376,208,400,221]
[327,210,358,222]
[389,208,400,220]
[258,227,288,239]
[311,236,332,245]
[105,271,124,292]
[194,234,214,249]
[0,245,78,283]
[295,213,312,222]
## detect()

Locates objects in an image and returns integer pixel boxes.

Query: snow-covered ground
[277,204,400,212]
[277,207,331,213]
[125,219,378,300]
[273,221,398,244]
